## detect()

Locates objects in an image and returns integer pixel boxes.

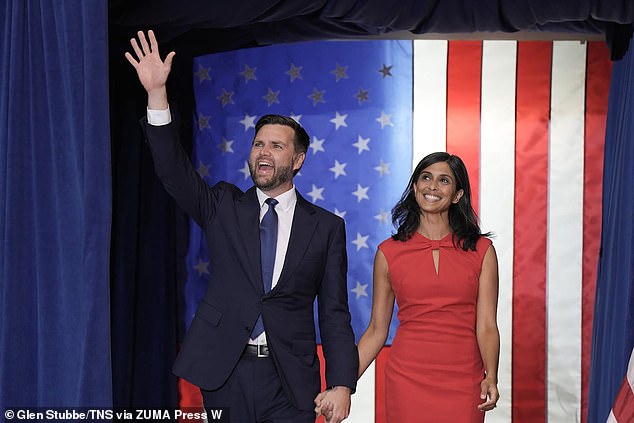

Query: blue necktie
[251,198,278,338]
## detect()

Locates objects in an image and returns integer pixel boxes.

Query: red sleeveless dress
[378,233,491,423]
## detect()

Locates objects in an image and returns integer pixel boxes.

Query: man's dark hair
[254,114,309,155]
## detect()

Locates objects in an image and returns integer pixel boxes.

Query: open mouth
[257,161,274,174]
[423,194,441,201]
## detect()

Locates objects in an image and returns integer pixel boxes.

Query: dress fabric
[379,233,491,423]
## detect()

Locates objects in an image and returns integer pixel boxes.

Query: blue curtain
[0,0,112,409]
[587,38,634,421]
[108,29,186,408]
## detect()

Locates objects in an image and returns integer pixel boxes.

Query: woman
[318,152,500,422]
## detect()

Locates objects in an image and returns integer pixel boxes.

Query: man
[125,30,358,423]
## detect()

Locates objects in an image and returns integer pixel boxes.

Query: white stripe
[348,360,375,422]
[607,410,618,423]
[547,40,587,423]
[479,40,517,423]
[412,40,447,164]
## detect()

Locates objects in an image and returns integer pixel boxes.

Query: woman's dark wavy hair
[391,152,490,251]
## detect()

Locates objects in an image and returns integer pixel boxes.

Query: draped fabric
[588,38,634,423]
[108,34,188,409]
[373,40,610,423]
[109,0,634,60]
[1,0,633,417]
[0,0,112,410]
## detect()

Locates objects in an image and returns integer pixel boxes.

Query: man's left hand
[317,386,351,423]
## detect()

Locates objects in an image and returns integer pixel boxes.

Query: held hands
[478,377,499,412]
[314,386,351,423]
[124,30,175,109]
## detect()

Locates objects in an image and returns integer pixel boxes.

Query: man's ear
[293,152,306,172]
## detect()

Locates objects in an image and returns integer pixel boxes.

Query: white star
[310,136,325,155]
[195,65,211,83]
[376,111,394,129]
[289,113,302,123]
[351,232,369,251]
[286,63,303,82]
[330,112,348,130]
[379,64,393,78]
[352,184,370,202]
[334,208,347,219]
[240,64,257,83]
[331,63,349,82]
[352,135,370,154]
[374,160,390,177]
[308,87,326,106]
[350,281,369,299]
[219,138,234,154]
[238,161,251,180]
[197,162,210,178]
[329,160,347,179]
[217,89,234,107]
[239,114,257,131]
[262,87,280,107]
[197,113,211,130]
[307,184,325,203]
[193,258,210,276]
[374,210,390,224]
[355,88,369,104]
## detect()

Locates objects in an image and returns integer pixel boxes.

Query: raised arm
[476,244,500,412]
[124,30,175,110]
[125,30,217,227]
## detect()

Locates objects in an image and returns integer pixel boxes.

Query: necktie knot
[265,197,278,209]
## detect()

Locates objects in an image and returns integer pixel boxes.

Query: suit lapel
[236,187,263,293]
[275,192,318,289]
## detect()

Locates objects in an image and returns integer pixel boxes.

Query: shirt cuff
[147,107,171,126]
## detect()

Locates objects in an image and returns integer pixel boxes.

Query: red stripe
[178,378,204,423]
[375,346,390,423]
[581,41,612,423]
[317,345,326,423]
[446,41,482,212]
[513,41,552,423]
[612,375,634,422]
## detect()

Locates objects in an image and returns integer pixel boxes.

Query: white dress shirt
[147,107,171,125]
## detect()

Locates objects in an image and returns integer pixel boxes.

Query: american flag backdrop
[180,39,613,423]
[607,348,634,422]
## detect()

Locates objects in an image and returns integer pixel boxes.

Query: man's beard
[249,162,295,192]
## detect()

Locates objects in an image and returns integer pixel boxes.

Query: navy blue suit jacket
[143,120,358,410]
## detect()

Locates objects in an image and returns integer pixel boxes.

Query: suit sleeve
[318,218,359,392]
[141,118,220,227]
